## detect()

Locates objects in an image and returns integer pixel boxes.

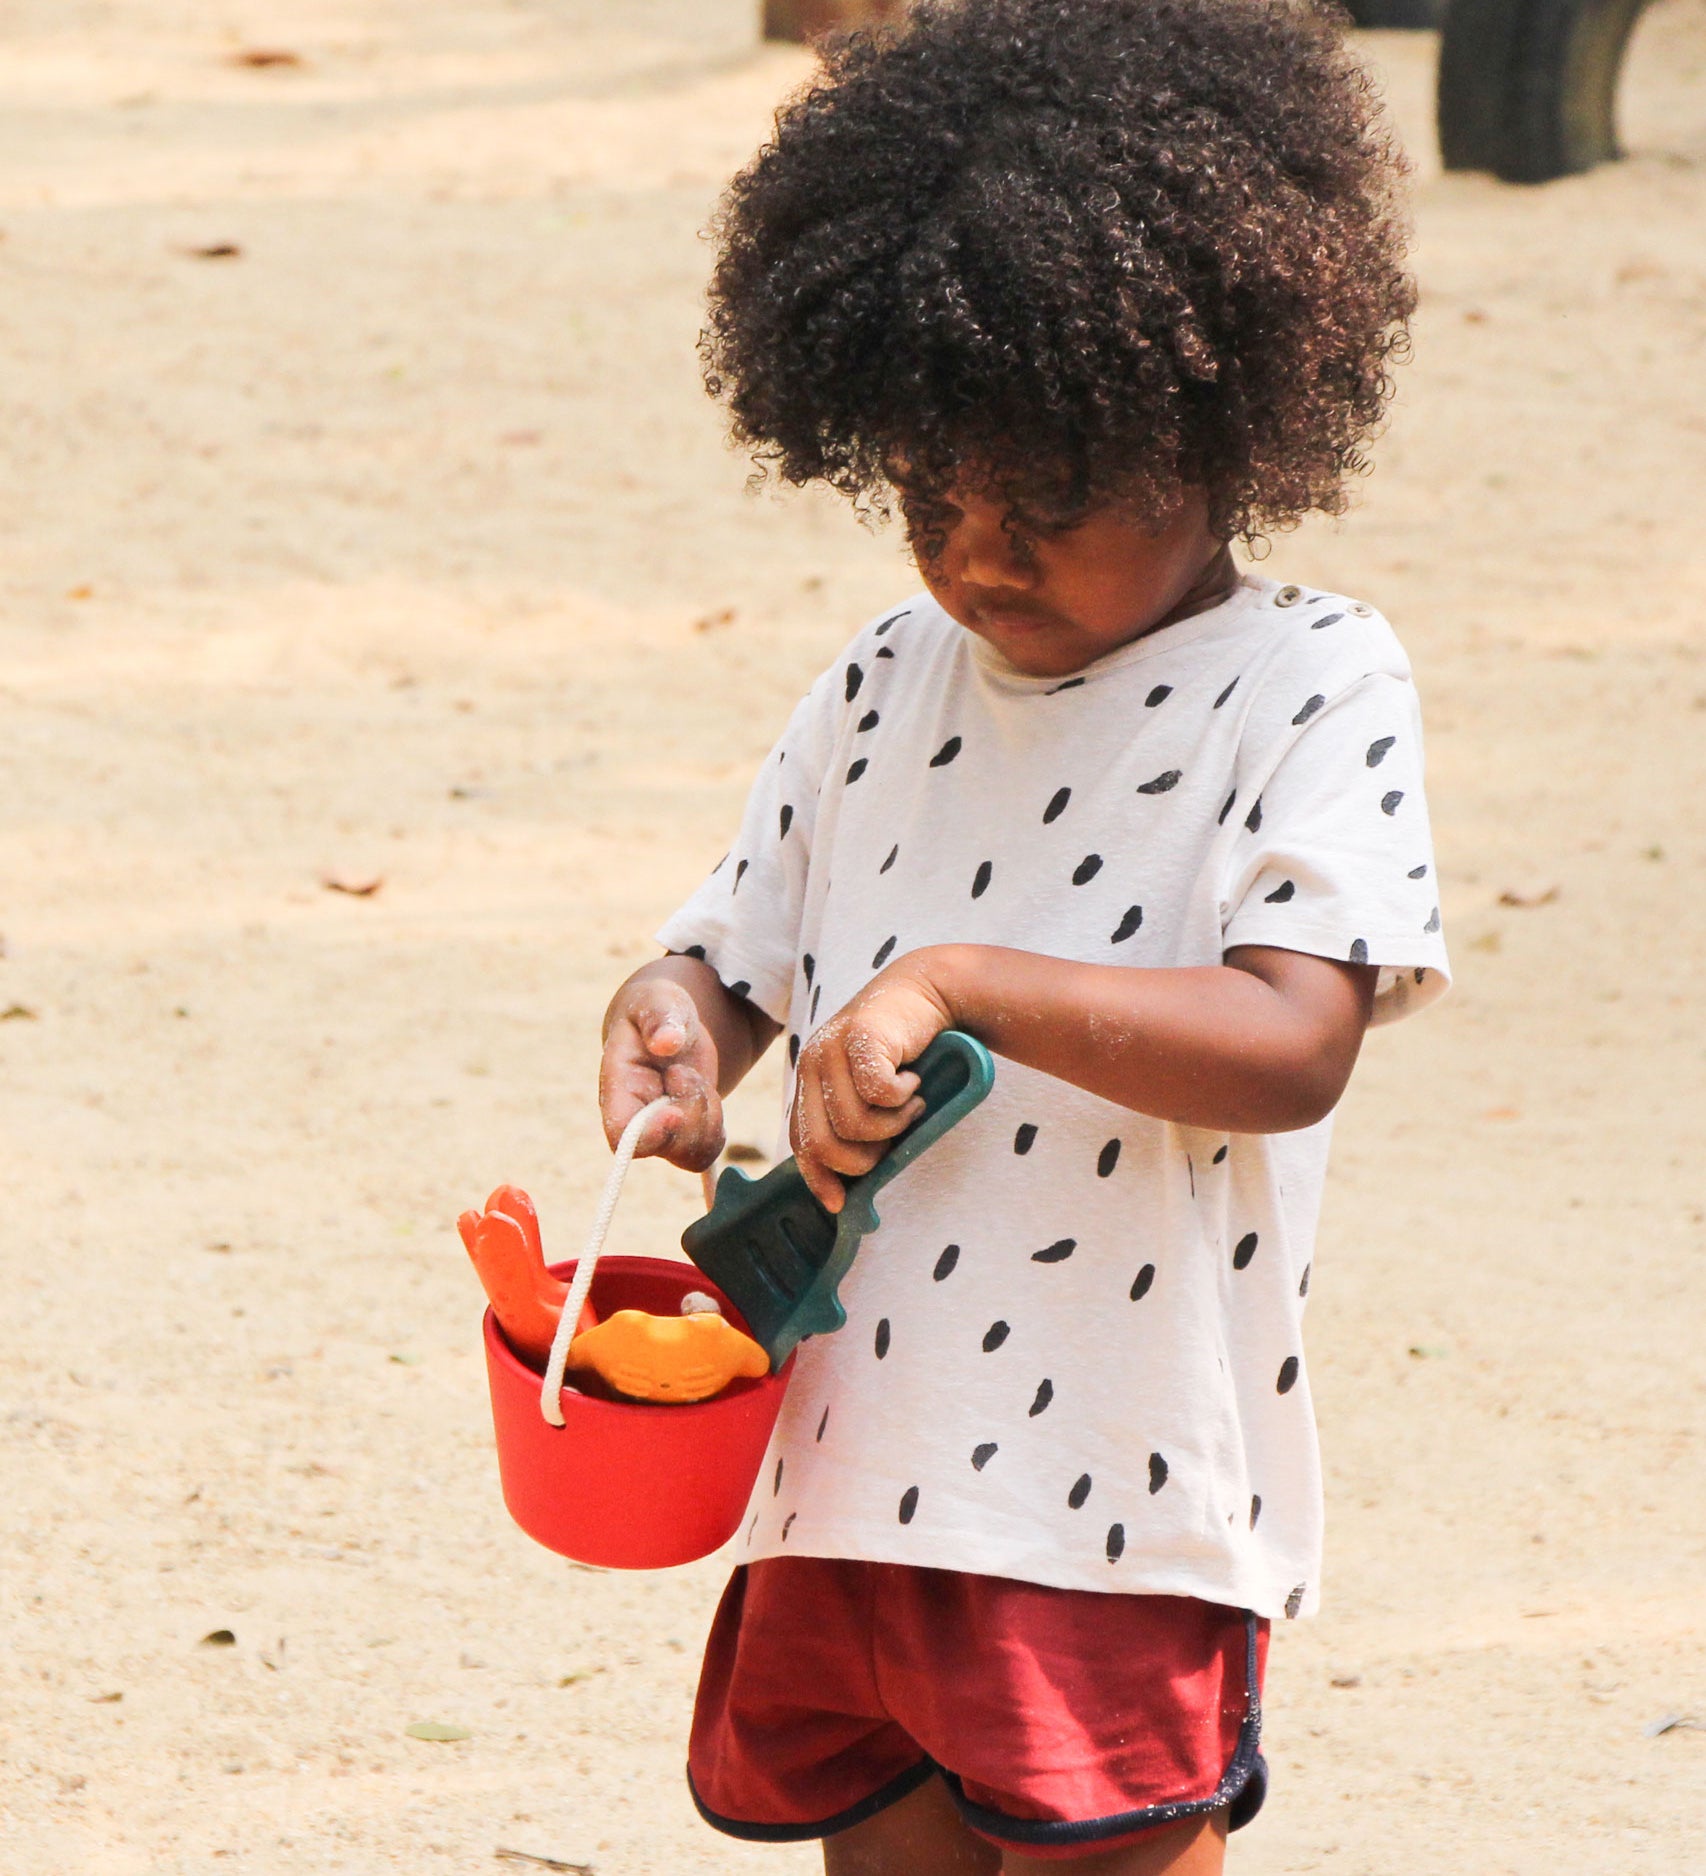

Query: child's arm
[600,956,781,1170]
[790,944,1377,1210]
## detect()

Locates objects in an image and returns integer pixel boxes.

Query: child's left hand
[790,954,951,1211]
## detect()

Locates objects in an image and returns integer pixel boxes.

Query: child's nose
[952,499,1038,592]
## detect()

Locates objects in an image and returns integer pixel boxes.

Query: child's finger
[796,1064,890,1177]
[815,1041,903,1142]
[794,1138,848,1213]
[632,983,698,1060]
[842,1024,918,1110]
[636,1066,723,1172]
[790,1072,847,1212]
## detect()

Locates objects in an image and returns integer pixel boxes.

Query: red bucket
[483,1254,790,1570]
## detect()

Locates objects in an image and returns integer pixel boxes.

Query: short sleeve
[1220,673,1450,1024]
[654,671,841,1025]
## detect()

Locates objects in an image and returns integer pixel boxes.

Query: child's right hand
[599,972,726,1171]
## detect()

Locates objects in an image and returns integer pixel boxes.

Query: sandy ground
[1,3,1703,1872]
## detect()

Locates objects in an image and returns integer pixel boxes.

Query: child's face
[905,487,1227,678]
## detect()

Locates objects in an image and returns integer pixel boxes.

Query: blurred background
[0,3,1702,1871]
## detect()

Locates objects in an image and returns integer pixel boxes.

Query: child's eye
[899,494,959,530]
[1009,505,1080,542]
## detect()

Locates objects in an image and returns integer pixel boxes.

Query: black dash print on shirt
[1233,1231,1258,1270]
[845,663,864,702]
[857,709,879,733]
[898,1486,919,1524]
[1137,769,1182,795]
[802,953,815,986]
[1014,1123,1037,1155]
[874,609,908,636]
[1187,1155,1195,1199]
[1046,676,1086,695]
[1293,694,1326,726]
[1249,1494,1262,1530]
[1349,938,1369,965]
[929,736,962,768]
[1068,1473,1092,1509]
[1408,864,1428,879]
[1097,1139,1121,1178]
[1072,853,1103,885]
[1299,1263,1311,1297]
[982,1320,1010,1352]
[733,858,749,892]
[934,1243,961,1282]
[872,935,897,969]
[1043,786,1071,824]
[1424,907,1441,933]
[683,943,707,961]
[875,646,895,660]
[1367,736,1395,767]
[1264,880,1295,903]
[1310,611,1344,631]
[846,758,868,784]
[816,1406,829,1442]
[874,1318,891,1359]
[778,804,793,839]
[1029,1378,1054,1416]
[1130,1264,1156,1301]
[1381,789,1405,816]
[1285,1584,1307,1620]
[1277,1356,1300,1394]
[1244,797,1263,834]
[1106,1523,1126,1563]
[1218,790,1237,826]
[1213,1144,1228,1164]
[1111,905,1144,943]
[972,859,993,899]
[1032,1238,1076,1264]
[880,843,898,874]
[781,1512,796,1540]
[727,980,751,1001]
[788,1033,800,1068]
[810,984,822,1022]
[773,1458,784,1495]
[1148,1452,1169,1494]
[971,1442,998,1471]
[1214,675,1240,709]
[1146,684,1173,707]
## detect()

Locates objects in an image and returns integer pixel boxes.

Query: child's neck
[1140,543,1240,641]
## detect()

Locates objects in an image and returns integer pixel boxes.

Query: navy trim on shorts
[940,1612,1269,1849]
[687,1754,937,1844]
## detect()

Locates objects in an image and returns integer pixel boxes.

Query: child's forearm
[607,955,780,1095]
[902,943,1376,1133]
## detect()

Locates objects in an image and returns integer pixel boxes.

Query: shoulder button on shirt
[1273,585,1302,608]
[1347,601,1374,617]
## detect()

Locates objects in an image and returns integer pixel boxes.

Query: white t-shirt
[657,575,1449,1620]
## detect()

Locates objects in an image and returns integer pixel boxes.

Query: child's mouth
[973,604,1059,637]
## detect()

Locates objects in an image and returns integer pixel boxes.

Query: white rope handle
[539,1097,674,1428]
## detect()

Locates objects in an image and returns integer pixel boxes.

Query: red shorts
[688,1558,1269,1860]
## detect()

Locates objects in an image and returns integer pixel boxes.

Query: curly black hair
[701,0,1413,545]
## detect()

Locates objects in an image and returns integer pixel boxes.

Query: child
[598,1,1448,1869]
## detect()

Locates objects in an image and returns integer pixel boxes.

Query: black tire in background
[1438,0,1656,182]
